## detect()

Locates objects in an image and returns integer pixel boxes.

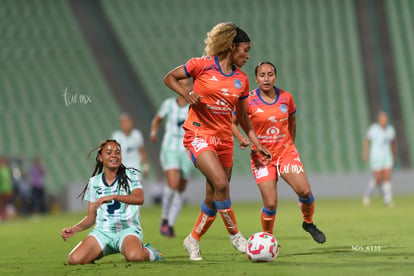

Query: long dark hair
[78,139,137,200]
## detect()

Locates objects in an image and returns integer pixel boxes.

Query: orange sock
[191,206,217,241]
[218,207,239,235]
[261,209,276,234]
[298,195,315,223]
[300,201,315,223]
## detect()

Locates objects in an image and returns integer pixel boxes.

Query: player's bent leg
[195,151,230,201]
[121,235,147,262]
[282,172,326,244]
[121,235,164,262]
[68,236,103,265]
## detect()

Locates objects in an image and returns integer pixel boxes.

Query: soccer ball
[246,232,279,262]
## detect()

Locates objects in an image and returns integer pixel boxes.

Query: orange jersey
[246,87,297,157]
[183,56,249,138]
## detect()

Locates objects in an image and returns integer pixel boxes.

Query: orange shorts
[183,131,234,168]
[250,149,305,184]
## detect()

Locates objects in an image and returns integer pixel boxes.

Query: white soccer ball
[246,232,279,262]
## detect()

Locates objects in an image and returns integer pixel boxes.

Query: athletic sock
[215,198,239,235]
[298,194,315,224]
[168,191,184,226]
[146,247,155,261]
[261,207,276,234]
[190,202,217,241]
[382,181,393,205]
[161,185,174,221]
[365,179,377,198]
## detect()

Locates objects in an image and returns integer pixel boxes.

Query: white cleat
[230,232,247,253]
[183,235,203,261]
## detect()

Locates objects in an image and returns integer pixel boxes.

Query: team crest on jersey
[234,79,242,89]
[280,104,288,113]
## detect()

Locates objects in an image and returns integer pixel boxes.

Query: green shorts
[160,148,194,179]
[89,227,143,256]
[369,155,394,171]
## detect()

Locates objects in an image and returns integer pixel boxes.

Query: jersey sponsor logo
[234,79,242,89]
[206,99,233,114]
[210,75,219,81]
[192,137,208,152]
[254,166,269,179]
[266,126,280,136]
[280,104,288,113]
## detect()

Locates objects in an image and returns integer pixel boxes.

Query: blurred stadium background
[1,0,413,212]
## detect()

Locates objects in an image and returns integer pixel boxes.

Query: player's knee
[297,189,312,199]
[124,249,146,262]
[67,253,85,265]
[214,182,229,196]
[264,203,277,211]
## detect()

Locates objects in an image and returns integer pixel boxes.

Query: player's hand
[185,91,202,105]
[94,196,114,209]
[256,145,273,165]
[61,227,75,241]
[238,137,250,150]
[150,131,157,143]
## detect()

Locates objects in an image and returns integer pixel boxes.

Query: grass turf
[0,195,412,276]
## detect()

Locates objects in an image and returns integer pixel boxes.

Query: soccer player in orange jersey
[164,23,272,260]
[233,62,326,243]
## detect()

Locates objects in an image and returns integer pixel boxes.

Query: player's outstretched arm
[61,203,96,241]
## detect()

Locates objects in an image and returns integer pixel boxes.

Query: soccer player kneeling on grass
[61,139,163,264]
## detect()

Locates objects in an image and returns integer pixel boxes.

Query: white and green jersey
[366,123,396,169]
[112,129,144,171]
[85,169,143,233]
[157,97,189,152]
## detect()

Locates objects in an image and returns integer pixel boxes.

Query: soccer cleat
[302,222,326,244]
[144,243,164,261]
[168,226,176,238]
[230,232,248,253]
[183,235,202,261]
[160,219,169,236]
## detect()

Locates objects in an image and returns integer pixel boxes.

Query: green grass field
[0,195,412,276]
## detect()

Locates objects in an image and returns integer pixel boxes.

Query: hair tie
[233,27,250,43]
